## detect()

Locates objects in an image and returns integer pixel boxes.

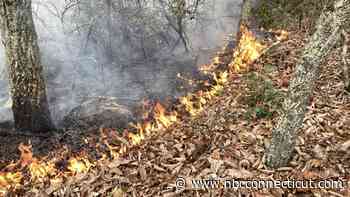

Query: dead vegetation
[1,2,350,196]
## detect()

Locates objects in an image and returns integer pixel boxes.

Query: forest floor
[1,18,350,197]
[69,29,349,196]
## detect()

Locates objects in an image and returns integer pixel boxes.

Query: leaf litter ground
[1,27,350,197]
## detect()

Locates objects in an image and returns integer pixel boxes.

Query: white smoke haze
[0,0,243,126]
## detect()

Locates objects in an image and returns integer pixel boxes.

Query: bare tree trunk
[236,0,260,40]
[0,0,55,132]
[236,0,252,41]
[342,30,350,91]
[266,0,350,168]
[239,0,252,26]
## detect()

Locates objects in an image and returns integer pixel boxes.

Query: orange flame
[29,161,57,182]
[128,132,144,145]
[128,101,177,146]
[18,143,58,182]
[179,94,201,116]
[0,172,22,195]
[67,157,92,174]
[18,143,33,167]
[229,26,266,71]
[0,25,273,194]
[154,102,177,128]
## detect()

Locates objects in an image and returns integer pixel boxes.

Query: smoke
[0,0,243,126]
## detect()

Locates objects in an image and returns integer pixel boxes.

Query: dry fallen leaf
[108,159,132,168]
[153,164,167,172]
[312,144,325,159]
[208,157,224,174]
[138,164,147,181]
[112,188,125,197]
[226,168,253,179]
[340,140,350,151]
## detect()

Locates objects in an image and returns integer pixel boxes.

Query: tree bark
[236,0,260,40]
[239,0,252,25]
[0,0,55,132]
[236,0,252,41]
[266,0,350,168]
[342,30,350,91]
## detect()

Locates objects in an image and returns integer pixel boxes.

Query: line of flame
[0,26,286,195]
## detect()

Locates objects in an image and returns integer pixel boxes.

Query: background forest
[0,0,349,196]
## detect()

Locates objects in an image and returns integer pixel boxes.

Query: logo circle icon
[175,177,186,191]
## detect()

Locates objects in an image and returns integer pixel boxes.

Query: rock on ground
[61,97,135,130]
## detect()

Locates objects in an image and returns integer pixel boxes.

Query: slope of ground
[5,27,349,196]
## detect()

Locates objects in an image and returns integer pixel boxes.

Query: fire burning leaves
[0,26,287,195]
[153,102,177,129]
[0,172,21,195]
[98,25,272,165]
[127,102,177,146]
[230,26,266,71]
[67,157,92,174]
[18,143,33,168]
[0,145,95,195]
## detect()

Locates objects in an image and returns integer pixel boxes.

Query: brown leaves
[225,168,253,179]
[138,164,147,181]
[340,140,350,152]
[3,22,350,197]
[111,188,125,197]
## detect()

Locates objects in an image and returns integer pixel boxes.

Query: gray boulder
[61,97,134,129]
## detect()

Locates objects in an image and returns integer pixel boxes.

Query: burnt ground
[0,73,213,171]
[0,125,98,169]
[0,55,213,169]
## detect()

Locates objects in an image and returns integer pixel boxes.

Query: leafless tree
[266,0,350,168]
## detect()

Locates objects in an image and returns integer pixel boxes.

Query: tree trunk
[342,30,350,91]
[236,0,252,41]
[0,0,55,132]
[236,0,260,40]
[266,0,350,168]
[239,0,252,26]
